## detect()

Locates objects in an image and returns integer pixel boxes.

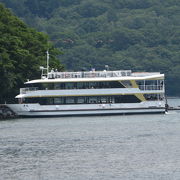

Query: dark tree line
[0,0,180,96]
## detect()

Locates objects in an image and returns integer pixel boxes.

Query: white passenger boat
[7,52,166,117]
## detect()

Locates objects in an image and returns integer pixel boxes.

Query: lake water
[0,99,180,180]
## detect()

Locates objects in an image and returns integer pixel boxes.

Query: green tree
[0,4,63,103]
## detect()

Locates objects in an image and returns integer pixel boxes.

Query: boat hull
[6,101,165,117]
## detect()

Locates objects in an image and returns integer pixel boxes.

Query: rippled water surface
[1,99,180,180]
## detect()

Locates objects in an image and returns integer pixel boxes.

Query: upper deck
[47,70,132,79]
[25,69,164,84]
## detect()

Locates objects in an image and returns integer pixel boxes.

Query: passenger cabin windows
[24,95,141,105]
[26,81,125,90]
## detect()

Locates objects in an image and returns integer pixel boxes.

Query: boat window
[114,95,141,103]
[54,98,63,104]
[77,97,85,104]
[66,97,75,104]
[144,93,164,101]
[89,96,98,104]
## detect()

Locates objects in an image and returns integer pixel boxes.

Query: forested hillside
[0,4,63,103]
[0,0,180,95]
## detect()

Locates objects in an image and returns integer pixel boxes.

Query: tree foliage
[0,0,180,96]
[0,4,63,103]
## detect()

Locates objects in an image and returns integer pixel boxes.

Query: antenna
[39,51,50,79]
[46,50,49,74]
[39,50,49,79]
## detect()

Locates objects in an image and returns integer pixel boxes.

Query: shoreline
[0,105,18,120]
[167,96,180,99]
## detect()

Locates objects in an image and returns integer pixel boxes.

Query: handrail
[132,72,160,77]
[139,85,164,90]
[47,70,132,79]
[19,85,164,94]
[20,87,38,94]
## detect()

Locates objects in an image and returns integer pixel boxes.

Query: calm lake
[0,98,180,180]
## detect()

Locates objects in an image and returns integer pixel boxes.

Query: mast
[40,50,50,79]
[46,50,49,74]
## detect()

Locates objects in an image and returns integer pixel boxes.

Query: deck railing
[139,85,164,91]
[47,70,132,79]
[20,87,38,94]
[132,72,160,77]
[20,85,164,94]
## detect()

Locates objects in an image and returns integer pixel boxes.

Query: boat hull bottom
[6,102,166,117]
[18,109,165,117]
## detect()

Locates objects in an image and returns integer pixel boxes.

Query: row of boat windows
[23,95,141,105]
[28,81,125,90]
[27,80,163,90]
